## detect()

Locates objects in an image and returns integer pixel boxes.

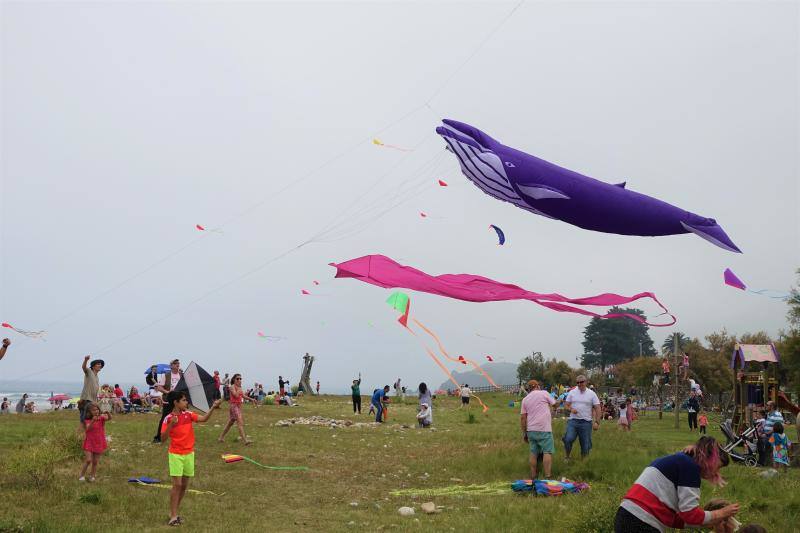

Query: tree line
[517,269,800,398]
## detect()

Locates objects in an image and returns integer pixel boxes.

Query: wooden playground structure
[730,343,799,433]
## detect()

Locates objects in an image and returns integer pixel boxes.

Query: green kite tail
[243,456,309,471]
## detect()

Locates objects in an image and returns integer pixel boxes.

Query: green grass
[0,394,797,532]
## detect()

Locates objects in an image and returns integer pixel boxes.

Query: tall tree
[615,356,662,388]
[581,307,655,370]
[661,332,691,354]
[777,269,800,393]
[542,358,575,387]
[517,351,545,383]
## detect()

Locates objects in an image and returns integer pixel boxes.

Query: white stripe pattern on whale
[444,138,554,218]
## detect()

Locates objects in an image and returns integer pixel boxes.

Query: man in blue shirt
[371,385,390,423]
[763,400,784,434]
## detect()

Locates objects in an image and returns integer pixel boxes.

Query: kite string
[7,3,529,375]
[312,154,449,243]
[412,318,500,390]
[425,0,526,106]
[15,104,431,348]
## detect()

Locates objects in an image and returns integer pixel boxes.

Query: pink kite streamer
[2,322,46,340]
[330,255,675,326]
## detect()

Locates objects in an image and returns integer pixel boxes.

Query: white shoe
[88,477,96,482]
[78,476,86,481]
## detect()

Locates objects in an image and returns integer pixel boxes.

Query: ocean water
[0,380,134,413]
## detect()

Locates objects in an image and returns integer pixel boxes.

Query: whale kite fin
[516,184,570,200]
[613,181,626,188]
[680,221,742,253]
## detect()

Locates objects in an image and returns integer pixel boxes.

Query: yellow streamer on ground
[132,481,225,496]
[412,318,500,390]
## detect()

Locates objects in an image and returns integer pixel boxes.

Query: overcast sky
[1,1,798,391]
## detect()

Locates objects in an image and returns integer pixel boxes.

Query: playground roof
[730,343,780,368]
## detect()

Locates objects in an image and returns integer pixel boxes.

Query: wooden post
[673,332,680,429]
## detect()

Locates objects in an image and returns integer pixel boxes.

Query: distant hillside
[437,362,518,391]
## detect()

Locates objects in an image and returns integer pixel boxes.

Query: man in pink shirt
[520,379,556,479]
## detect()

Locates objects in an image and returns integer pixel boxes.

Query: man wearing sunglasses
[562,375,600,459]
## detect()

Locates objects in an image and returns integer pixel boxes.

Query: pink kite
[2,322,46,340]
[723,268,746,290]
[419,212,427,218]
[313,281,320,286]
[486,355,494,362]
[723,268,789,300]
[438,179,448,187]
[330,255,675,326]
[301,289,310,295]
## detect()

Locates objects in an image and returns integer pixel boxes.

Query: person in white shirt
[153,358,183,443]
[416,403,432,428]
[562,375,601,459]
[459,384,471,409]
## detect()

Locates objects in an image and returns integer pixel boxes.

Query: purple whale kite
[436,119,741,253]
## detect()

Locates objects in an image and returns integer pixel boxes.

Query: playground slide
[777,391,800,415]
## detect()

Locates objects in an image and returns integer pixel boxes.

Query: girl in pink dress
[217,374,257,445]
[79,403,111,481]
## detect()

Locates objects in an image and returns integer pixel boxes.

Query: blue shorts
[527,431,554,455]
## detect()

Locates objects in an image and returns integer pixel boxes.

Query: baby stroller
[719,419,763,467]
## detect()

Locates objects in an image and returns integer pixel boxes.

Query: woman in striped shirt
[614,436,740,532]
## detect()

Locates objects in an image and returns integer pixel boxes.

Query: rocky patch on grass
[275,416,413,429]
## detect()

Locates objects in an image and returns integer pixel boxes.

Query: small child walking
[161,391,221,526]
[698,410,708,435]
[79,403,111,481]
[769,422,791,471]
[617,399,631,432]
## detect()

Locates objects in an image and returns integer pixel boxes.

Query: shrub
[262,395,275,405]
[79,491,102,505]
[466,413,477,424]
[4,424,81,488]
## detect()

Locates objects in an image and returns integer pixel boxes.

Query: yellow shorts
[168,452,195,477]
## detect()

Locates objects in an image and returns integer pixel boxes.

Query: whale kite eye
[504,162,515,168]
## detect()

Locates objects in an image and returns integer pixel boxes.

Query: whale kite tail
[680,220,741,253]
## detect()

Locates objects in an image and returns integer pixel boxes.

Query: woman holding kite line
[218,374,258,445]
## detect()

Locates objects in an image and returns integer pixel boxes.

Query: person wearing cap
[153,358,183,443]
[416,401,432,428]
[562,375,601,459]
[520,379,556,478]
[79,355,104,423]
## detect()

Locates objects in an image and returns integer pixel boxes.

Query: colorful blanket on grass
[511,479,590,496]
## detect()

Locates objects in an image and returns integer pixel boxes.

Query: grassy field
[1,393,798,532]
